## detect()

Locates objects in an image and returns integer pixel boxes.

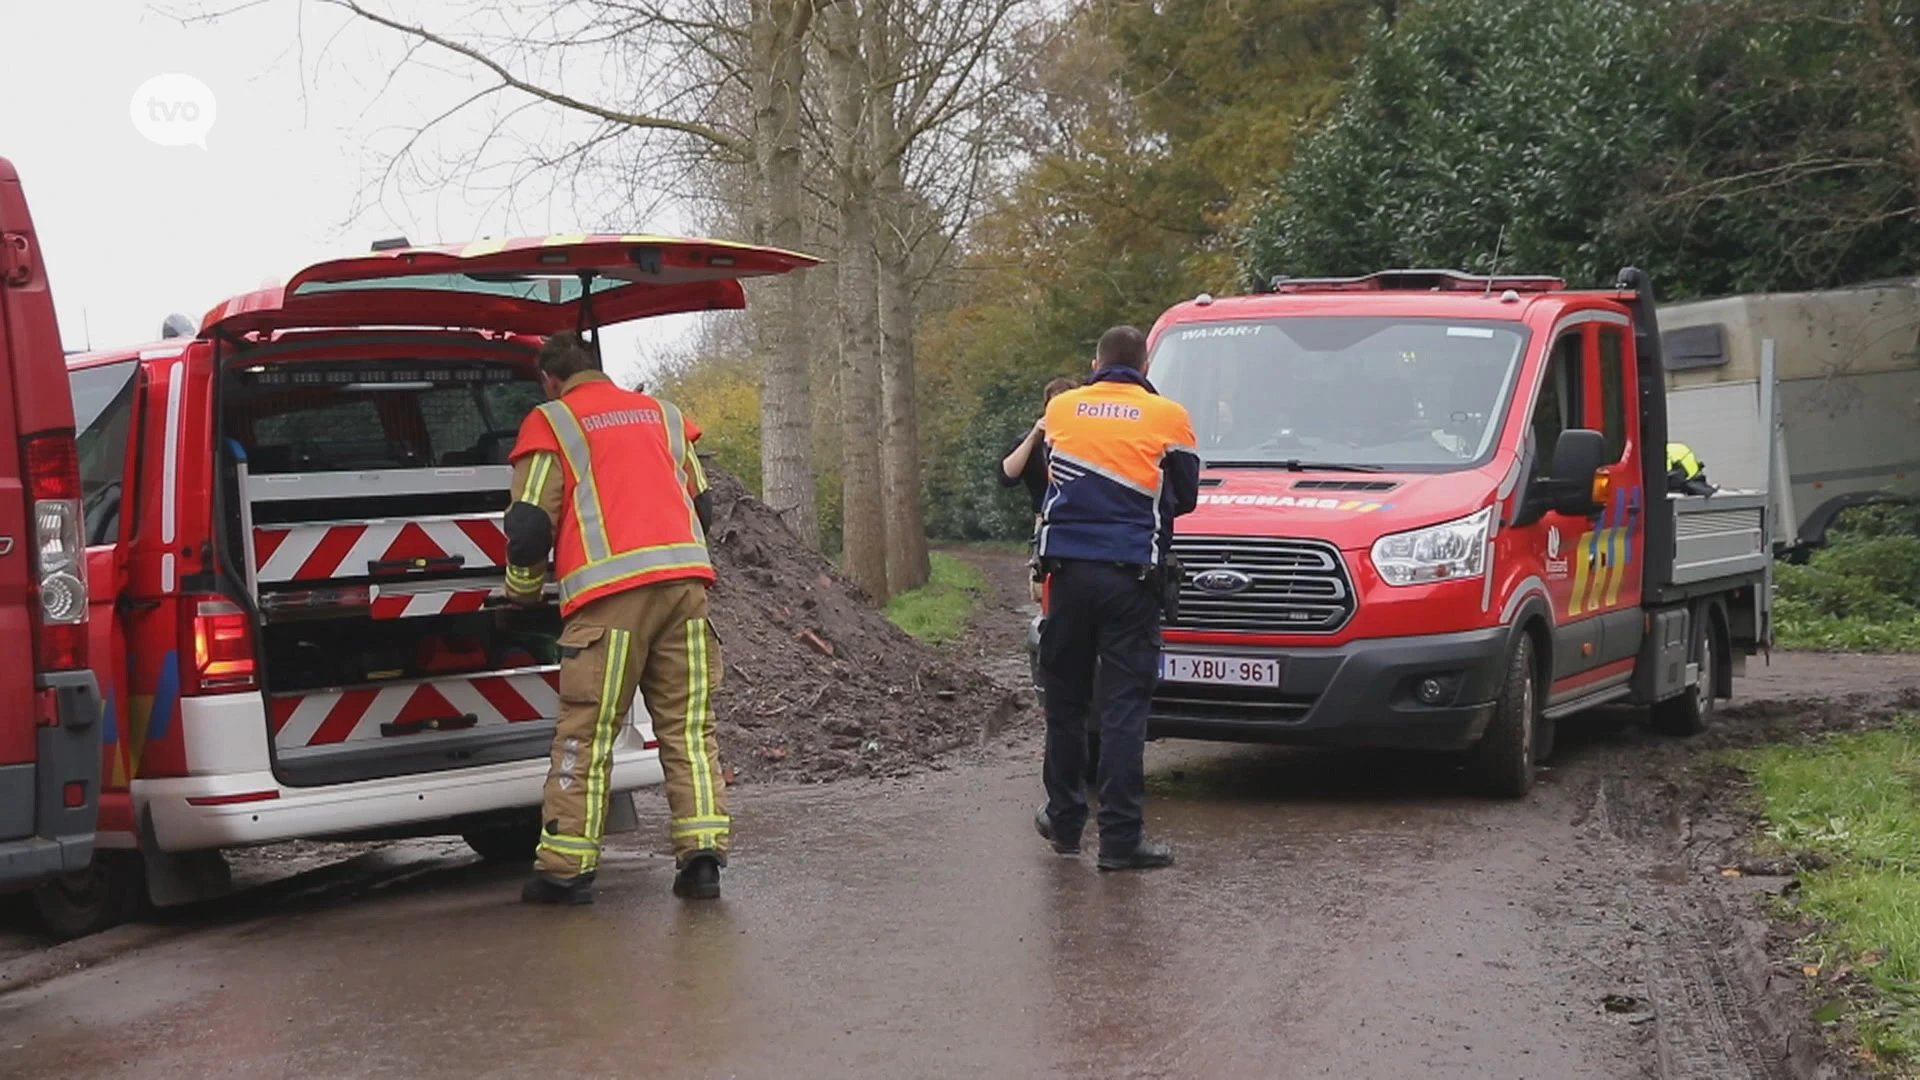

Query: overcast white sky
[0,0,709,385]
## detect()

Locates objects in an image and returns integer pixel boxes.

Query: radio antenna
[1484,226,1507,296]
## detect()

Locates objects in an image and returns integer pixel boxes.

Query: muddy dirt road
[1,552,1915,1079]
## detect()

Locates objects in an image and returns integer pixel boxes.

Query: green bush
[1240,0,1920,298]
[1776,505,1920,653]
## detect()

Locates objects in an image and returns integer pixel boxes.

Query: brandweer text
[581,408,665,432]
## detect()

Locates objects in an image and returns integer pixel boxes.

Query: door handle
[117,597,161,614]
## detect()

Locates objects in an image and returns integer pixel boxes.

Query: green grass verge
[1736,718,1920,1069]
[884,551,988,644]
[1772,611,1920,653]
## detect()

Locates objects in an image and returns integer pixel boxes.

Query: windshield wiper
[1204,459,1385,473]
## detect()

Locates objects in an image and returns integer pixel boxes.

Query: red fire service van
[44,235,814,936]
[0,157,105,904]
[1034,268,1772,798]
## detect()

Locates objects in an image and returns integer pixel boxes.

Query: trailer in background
[1659,280,1920,556]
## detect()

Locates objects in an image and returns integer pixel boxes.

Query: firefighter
[1666,442,1718,496]
[504,332,730,905]
[1032,326,1200,871]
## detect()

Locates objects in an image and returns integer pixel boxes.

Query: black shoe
[673,852,723,900]
[522,872,595,905]
[1097,838,1174,872]
[1034,806,1081,855]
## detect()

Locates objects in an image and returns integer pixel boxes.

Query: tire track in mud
[1642,895,1788,1080]
[1580,770,1787,1080]
[1559,690,1915,1080]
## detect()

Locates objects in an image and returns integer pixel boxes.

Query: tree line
[330,0,1920,601]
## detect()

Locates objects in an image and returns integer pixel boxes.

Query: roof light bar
[1264,269,1566,295]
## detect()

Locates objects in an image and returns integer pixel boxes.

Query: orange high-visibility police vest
[510,375,713,616]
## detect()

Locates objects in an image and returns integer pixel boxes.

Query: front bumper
[1028,617,1511,752]
[136,745,663,852]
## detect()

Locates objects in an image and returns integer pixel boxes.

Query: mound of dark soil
[700,468,1022,783]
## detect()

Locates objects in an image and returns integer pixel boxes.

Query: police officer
[1032,326,1199,871]
[504,332,730,905]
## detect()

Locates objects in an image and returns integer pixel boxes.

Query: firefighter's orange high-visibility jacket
[504,371,713,614]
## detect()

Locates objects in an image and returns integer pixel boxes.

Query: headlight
[1370,507,1491,586]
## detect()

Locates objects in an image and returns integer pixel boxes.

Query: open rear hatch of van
[203,235,815,787]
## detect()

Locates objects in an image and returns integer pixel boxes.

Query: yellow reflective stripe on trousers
[537,833,598,855]
[536,401,612,563]
[558,543,713,606]
[682,617,726,840]
[579,627,630,874]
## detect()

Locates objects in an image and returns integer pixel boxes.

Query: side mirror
[1539,429,1609,517]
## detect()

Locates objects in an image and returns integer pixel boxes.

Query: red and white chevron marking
[269,670,560,748]
[253,517,507,585]
[369,588,496,620]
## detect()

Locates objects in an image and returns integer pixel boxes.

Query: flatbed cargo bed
[1669,490,1769,586]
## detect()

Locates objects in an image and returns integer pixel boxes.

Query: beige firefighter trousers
[534,577,729,879]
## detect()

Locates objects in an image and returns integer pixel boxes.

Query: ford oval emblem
[1193,568,1253,595]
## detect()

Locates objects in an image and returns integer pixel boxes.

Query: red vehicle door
[1527,320,1608,687]
[72,355,144,841]
[0,155,102,890]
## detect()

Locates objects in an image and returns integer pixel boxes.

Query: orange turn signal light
[1591,472,1612,506]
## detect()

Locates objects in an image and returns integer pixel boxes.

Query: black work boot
[522,872,595,905]
[673,851,724,900]
[1097,838,1175,873]
[1034,805,1081,855]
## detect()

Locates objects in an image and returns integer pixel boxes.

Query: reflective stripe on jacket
[1037,366,1200,566]
[506,371,714,616]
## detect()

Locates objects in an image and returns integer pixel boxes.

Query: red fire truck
[1034,268,1772,797]
[39,235,813,936]
[0,157,105,902]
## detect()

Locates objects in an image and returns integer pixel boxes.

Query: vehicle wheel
[1534,705,1558,766]
[1471,634,1539,798]
[461,812,543,864]
[31,852,145,941]
[1651,606,1718,737]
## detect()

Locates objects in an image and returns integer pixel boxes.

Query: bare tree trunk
[870,1,929,592]
[825,0,890,602]
[752,0,821,546]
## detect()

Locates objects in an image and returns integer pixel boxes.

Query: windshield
[1149,317,1528,470]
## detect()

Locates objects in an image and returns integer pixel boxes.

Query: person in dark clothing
[1000,376,1080,516]
[1031,327,1199,872]
[999,376,1102,789]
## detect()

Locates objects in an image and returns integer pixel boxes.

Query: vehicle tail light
[22,433,87,672]
[185,597,257,694]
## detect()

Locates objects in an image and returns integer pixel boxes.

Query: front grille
[1171,535,1355,634]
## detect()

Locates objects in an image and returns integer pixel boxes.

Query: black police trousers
[1038,558,1160,856]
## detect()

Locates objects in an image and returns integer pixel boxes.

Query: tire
[1471,634,1540,798]
[31,852,145,941]
[461,812,543,864]
[1651,605,1718,737]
